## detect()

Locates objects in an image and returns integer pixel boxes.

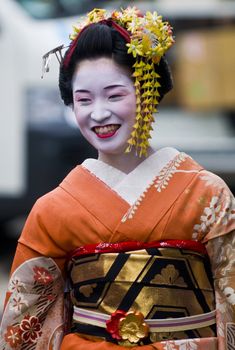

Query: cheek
[120,97,136,122]
[73,105,86,126]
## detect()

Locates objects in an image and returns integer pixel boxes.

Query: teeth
[94,125,119,135]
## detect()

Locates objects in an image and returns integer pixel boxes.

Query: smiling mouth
[92,124,121,138]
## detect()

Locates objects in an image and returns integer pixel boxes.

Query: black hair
[59,23,173,106]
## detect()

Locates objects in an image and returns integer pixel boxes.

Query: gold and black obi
[66,240,216,347]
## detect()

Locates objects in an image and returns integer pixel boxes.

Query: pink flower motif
[9,294,28,313]
[106,310,127,340]
[4,325,22,348]
[19,315,42,343]
[9,278,25,293]
[33,266,53,285]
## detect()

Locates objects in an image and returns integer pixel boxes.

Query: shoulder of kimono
[198,169,234,196]
[18,168,83,257]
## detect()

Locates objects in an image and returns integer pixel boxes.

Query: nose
[90,103,111,122]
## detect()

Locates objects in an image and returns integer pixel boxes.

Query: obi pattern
[67,244,216,346]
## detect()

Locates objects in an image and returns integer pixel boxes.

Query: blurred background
[1,0,235,316]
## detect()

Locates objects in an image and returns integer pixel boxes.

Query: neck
[98,147,155,174]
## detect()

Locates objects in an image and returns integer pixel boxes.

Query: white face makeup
[72,58,136,157]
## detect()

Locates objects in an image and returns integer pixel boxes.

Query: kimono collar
[82,147,179,205]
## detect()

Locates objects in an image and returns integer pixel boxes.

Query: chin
[97,144,127,156]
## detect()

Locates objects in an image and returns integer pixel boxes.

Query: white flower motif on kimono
[162,342,177,350]
[223,287,235,306]
[162,339,199,350]
[177,339,199,350]
[9,293,28,314]
[8,277,25,293]
[200,196,221,229]
[193,196,221,240]
[220,196,235,225]
[217,300,226,314]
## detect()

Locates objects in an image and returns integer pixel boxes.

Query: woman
[1,7,235,350]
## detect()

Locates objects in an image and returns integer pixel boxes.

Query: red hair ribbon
[63,19,131,69]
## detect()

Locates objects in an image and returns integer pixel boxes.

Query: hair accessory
[41,44,68,79]
[70,8,174,156]
[42,7,174,156]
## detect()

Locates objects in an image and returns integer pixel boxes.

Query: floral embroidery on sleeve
[206,231,235,349]
[192,189,235,241]
[0,257,64,350]
[161,338,200,349]
[193,195,222,240]
[33,266,53,285]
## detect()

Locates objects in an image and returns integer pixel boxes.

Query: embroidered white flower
[9,294,28,313]
[8,277,25,293]
[217,302,226,315]
[162,341,177,350]
[220,196,235,225]
[200,196,221,229]
[162,339,199,350]
[177,339,199,350]
[192,224,201,240]
[224,287,235,305]
[193,196,221,240]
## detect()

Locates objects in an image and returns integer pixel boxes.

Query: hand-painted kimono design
[0,149,235,350]
[0,258,64,350]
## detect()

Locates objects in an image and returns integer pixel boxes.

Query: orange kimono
[0,148,235,350]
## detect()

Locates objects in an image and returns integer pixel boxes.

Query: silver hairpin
[41,44,68,79]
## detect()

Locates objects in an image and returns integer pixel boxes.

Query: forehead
[72,57,133,88]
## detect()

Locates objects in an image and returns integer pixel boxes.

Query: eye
[76,98,92,105]
[109,94,124,101]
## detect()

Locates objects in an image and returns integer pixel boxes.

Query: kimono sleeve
[194,171,235,243]
[206,231,235,350]
[200,173,235,349]
[0,197,67,350]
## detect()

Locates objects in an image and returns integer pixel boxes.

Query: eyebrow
[104,84,126,90]
[74,89,90,93]
[75,84,126,93]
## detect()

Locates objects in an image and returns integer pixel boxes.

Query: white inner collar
[82,147,179,205]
